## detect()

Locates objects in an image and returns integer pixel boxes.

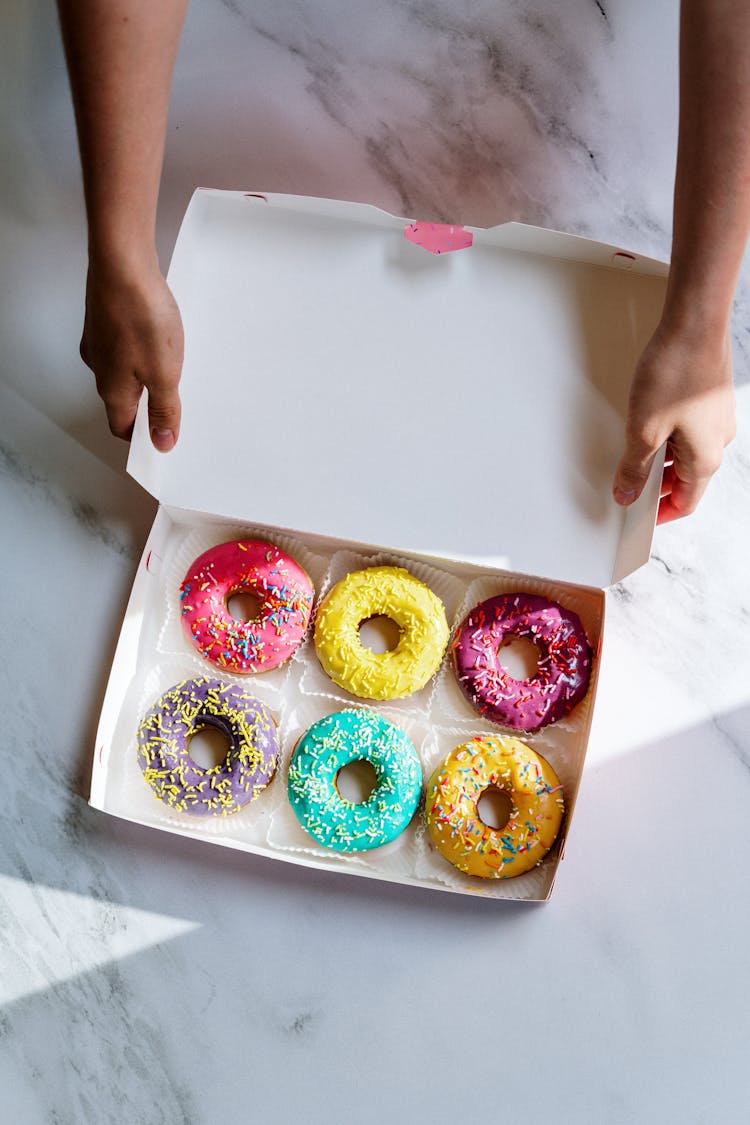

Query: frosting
[314,566,449,699]
[425,735,564,879]
[180,539,314,673]
[137,677,279,816]
[287,710,422,852]
[452,592,592,731]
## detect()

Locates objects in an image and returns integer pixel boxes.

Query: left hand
[81,256,184,451]
[612,318,736,523]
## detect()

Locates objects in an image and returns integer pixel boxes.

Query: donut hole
[226,590,263,623]
[188,726,230,770]
[335,759,378,804]
[498,636,539,680]
[358,615,401,654]
[476,787,513,831]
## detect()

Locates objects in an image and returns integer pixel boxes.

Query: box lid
[128,189,667,587]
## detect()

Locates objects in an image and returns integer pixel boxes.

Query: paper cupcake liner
[299,548,466,718]
[105,657,288,845]
[99,513,601,899]
[267,694,429,878]
[156,519,330,691]
[412,720,567,901]
[431,571,602,740]
[413,823,561,901]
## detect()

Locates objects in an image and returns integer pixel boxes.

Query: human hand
[612,319,736,523]
[80,259,184,451]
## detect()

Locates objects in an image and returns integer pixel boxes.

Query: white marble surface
[2,2,750,1122]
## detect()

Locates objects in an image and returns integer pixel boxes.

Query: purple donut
[451,593,592,732]
[137,678,279,816]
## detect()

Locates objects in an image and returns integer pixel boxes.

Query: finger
[658,432,723,522]
[98,373,143,441]
[657,495,680,524]
[662,440,675,470]
[79,334,91,369]
[658,471,711,523]
[147,381,181,452]
[657,489,707,524]
[661,452,715,522]
[613,428,662,507]
[659,462,676,500]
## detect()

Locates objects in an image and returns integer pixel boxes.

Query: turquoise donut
[287,710,422,852]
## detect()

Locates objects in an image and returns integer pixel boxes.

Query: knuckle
[95,378,113,401]
[97,375,141,416]
[678,495,700,517]
[148,406,177,426]
[149,366,181,393]
[148,384,180,415]
[629,421,662,456]
[622,427,658,468]
[693,452,723,479]
[98,382,127,407]
[618,463,648,487]
[107,414,133,441]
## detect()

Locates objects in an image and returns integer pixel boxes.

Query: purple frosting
[452,593,592,731]
[137,677,279,816]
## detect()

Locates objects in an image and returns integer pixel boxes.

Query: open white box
[91,190,667,901]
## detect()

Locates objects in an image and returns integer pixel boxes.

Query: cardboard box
[90,190,667,900]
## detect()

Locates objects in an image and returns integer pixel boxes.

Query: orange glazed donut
[425,735,564,879]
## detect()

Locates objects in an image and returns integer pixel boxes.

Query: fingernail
[614,486,637,505]
[151,427,175,452]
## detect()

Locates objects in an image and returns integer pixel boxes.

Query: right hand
[612,317,735,522]
[80,258,184,451]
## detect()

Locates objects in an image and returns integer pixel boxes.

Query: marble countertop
[2,2,749,1122]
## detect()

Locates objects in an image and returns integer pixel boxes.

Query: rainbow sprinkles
[180,539,314,673]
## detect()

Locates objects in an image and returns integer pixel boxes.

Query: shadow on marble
[0,379,157,807]
[4,698,749,932]
[0,380,156,546]
[2,702,749,1123]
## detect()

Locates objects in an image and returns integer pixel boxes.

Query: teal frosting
[287,710,422,852]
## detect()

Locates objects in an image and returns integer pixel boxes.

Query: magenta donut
[452,592,592,731]
[180,539,314,673]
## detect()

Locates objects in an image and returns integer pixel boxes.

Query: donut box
[90,191,667,902]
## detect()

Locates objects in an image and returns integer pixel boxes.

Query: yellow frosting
[425,735,564,879]
[313,566,449,700]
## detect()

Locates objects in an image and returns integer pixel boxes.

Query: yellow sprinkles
[137,678,280,817]
[314,566,449,700]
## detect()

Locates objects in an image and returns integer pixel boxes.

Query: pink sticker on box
[404,222,473,255]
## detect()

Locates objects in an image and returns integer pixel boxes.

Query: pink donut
[452,592,592,732]
[180,539,314,673]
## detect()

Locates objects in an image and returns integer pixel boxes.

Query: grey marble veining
[167,0,678,247]
[2,2,750,1123]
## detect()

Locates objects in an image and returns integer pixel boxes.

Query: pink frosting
[452,592,592,732]
[180,539,314,674]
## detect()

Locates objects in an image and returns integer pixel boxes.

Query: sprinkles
[137,678,279,816]
[287,710,422,853]
[314,566,449,700]
[180,540,314,674]
[424,735,564,879]
[451,592,592,732]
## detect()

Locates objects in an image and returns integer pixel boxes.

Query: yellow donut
[425,735,564,879]
[314,566,449,700]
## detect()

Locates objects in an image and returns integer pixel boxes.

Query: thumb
[147,383,181,453]
[613,429,660,507]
